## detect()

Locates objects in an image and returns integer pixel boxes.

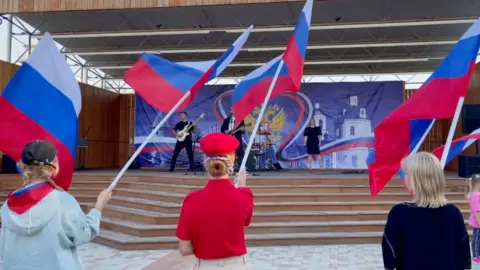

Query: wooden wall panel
[0,0,302,13]
[0,60,19,93]
[0,60,133,171]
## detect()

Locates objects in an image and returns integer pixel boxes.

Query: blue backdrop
[134,81,403,169]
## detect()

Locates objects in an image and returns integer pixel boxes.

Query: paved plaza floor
[78,243,480,270]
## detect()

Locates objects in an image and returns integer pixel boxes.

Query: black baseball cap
[21,140,57,167]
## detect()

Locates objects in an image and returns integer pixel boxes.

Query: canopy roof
[8,0,480,85]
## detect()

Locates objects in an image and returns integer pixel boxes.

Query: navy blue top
[382,202,471,270]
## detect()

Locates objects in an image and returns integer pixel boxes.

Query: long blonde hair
[401,152,447,208]
[21,163,63,191]
[466,174,480,199]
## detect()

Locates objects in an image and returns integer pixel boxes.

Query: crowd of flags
[0,0,479,195]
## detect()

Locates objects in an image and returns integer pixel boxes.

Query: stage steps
[95,229,387,250]
[0,173,470,250]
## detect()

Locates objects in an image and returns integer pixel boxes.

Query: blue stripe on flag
[409,119,434,152]
[425,36,480,84]
[2,63,78,156]
[140,53,204,93]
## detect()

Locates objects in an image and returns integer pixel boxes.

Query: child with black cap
[0,140,112,270]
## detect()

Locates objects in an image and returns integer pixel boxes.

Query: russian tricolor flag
[232,0,312,126]
[432,128,480,164]
[125,26,252,113]
[368,18,480,196]
[0,33,81,191]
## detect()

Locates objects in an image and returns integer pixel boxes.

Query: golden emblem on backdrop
[244,104,285,144]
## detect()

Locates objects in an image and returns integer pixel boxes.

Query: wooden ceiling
[1,0,305,13]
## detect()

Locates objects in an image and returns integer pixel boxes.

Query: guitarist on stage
[221,107,245,166]
[170,112,195,172]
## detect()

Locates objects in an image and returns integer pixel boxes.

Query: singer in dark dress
[170,112,195,172]
[221,107,245,162]
[304,119,322,170]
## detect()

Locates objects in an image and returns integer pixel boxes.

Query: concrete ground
[78,243,480,270]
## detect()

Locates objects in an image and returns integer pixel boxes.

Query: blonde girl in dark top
[382,152,471,270]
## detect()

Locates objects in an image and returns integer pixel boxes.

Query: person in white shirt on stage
[221,107,245,166]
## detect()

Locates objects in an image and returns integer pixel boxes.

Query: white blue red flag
[368,18,480,196]
[432,128,480,163]
[232,0,312,126]
[125,26,252,113]
[0,33,81,191]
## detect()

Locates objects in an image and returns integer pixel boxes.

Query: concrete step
[70,180,465,194]
[94,229,386,250]
[72,181,408,194]
[102,195,469,214]
[66,187,467,203]
[82,203,470,225]
[100,217,391,237]
[74,175,381,186]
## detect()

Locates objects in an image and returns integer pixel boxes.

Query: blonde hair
[466,174,480,199]
[204,156,233,178]
[21,163,63,191]
[401,152,447,208]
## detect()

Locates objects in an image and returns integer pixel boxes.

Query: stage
[71,168,464,181]
[0,168,468,251]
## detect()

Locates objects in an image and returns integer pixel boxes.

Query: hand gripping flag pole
[109,91,191,190]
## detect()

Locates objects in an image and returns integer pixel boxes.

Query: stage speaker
[1,155,18,174]
[462,105,480,134]
[458,155,480,178]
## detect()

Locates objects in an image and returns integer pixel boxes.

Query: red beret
[200,132,239,156]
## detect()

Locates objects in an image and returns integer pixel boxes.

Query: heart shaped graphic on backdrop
[213,90,314,162]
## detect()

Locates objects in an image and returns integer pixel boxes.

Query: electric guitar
[176,113,205,142]
[228,123,252,135]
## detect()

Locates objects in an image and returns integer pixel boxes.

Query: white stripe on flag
[26,33,82,116]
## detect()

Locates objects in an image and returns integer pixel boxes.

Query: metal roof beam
[102,72,435,82]
[82,57,442,70]
[63,40,457,56]
[30,18,476,39]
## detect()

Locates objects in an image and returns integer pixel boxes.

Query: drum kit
[187,121,275,175]
[247,121,274,174]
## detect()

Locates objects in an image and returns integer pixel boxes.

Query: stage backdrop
[134,81,403,169]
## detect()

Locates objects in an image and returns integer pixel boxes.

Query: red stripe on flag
[233,76,295,127]
[125,58,187,113]
[0,98,75,190]
[283,35,304,91]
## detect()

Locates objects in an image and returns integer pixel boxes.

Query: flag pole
[238,60,285,177]
[409,120,436,156]
[440,97,465,168]
[109,91,192,189]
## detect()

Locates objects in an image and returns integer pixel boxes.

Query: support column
[83,69,89,84]
[6,15,13,62]
[101,80,106,89]
[28,34,32,56]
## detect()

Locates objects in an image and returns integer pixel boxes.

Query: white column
[83,68,89,84]
[5,15,13,62]
[27,34,32,56]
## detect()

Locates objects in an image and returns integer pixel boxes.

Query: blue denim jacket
[0,189,101,270]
